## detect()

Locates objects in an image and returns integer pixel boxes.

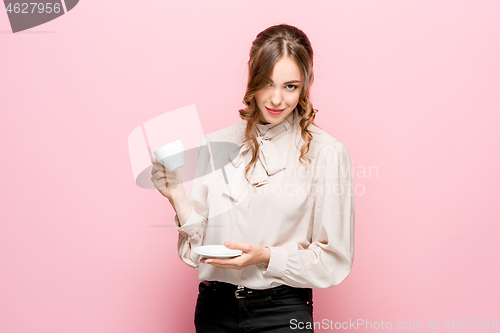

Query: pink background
[1,0,499,332]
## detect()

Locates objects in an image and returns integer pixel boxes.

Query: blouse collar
[254,110,295,138]
[221,110,298,202]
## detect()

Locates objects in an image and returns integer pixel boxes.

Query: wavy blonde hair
[238,24,320,188]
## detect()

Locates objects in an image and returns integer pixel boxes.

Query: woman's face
[255,56,304,125]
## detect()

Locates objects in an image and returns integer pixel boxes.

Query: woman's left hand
[200,241,271,270]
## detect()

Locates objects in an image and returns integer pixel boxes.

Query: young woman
[151,24,355,333]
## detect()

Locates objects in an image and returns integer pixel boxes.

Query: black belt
[202,280,309,299]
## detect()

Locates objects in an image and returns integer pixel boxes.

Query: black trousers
[194,281,314,333]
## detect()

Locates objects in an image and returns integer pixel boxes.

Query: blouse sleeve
[173,136,212,269]
[261,141,355,289]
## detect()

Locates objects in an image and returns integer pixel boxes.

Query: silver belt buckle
[235,285,245,298]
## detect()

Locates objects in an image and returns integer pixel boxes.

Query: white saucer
[193,245,242,258]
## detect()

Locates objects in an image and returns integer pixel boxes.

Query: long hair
[239,23,320,188]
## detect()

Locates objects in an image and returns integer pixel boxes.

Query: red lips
[266,107,284,112]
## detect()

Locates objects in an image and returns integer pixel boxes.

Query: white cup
[153,139,185,171]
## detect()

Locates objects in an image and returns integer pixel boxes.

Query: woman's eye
[265,83,297,90]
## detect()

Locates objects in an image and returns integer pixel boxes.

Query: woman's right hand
[150,156,186,202]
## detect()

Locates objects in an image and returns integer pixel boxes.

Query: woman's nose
[271,89,283,106]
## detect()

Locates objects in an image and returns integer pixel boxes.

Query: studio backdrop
[1,1,499,332]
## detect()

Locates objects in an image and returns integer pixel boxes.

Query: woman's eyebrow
[269,79,302,84]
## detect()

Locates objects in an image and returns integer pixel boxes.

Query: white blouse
[173,110,355,290]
